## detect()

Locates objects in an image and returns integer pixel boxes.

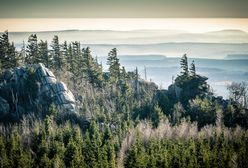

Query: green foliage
[38,40,51,68]
[66,43,77,73]
[223,102,248,128]
[172,102,185,125]
[51,35,65,71]
[190,60,196,76]
[124,133,248,168]
[26,34,38,64]
[180,54,189,76]
[188,97,217,128]
[175,54,209,104]
[133,104,164,128]
[1,33,248,168]
[48,103,59,117]
[83,47,104,87]
[0,30,18,69]
[107,48,120,83]
[175,74,209,105]
[124,133,148,168]
[151,105,164,128]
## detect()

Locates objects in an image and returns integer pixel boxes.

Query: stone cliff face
[0,63,76,118]
[35,63,76,112]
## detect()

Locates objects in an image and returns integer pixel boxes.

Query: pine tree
[64,139,77,167]
[172,102,184,124]
[95,142,108,168]
[151,105,164,128]
[83,47,103,87]
[0,30,17,69]
[83,47,95,80]
[8,42,18,67]
[38,40,50,68]
[71,147,85,168]
[190,60,196,76]
[92,58,104,87]
[71,41,82,76]
[39,154,52,167]
[61,41,69,70]
[67,43,75,73]
[0,136,9,167]
[175,55,209,105]
[53,155,65,168]
[121,66,128,80]
[103,127,116,168]
[51,35,65,71]
[0,31,9,66]
[107,48,120,83]
[26,34,38,64]
[180,54,189,76]
[147,139,157,168]
[83,131,98,168]
[124,133,147,168]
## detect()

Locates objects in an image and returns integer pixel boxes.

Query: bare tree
[227,81,248,108]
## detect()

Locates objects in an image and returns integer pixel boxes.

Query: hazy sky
[0,0,247,18]
[1,18,248,33]
[0,1,248,33]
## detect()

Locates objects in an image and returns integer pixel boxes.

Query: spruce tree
[93,58,104,87]
[180,54,189,76]
[67,43,75,73]
[121,66,127,80]
[83,131,98,168]
[8,42,18,67]
[38,40,50,68]
[107,48,120,83]
[71,41,82,76]
[83,47,103,87]
[25,34,38,64]
[51,35,65,71]
[190,60,196,76]
[83,47,94,80]
[61,41,69,70]
[0,30,17,69]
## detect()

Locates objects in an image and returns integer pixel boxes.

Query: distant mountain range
[225,54,248,60]
[3,29,248,45]
[86,43,248,59]
[2,29,248,59]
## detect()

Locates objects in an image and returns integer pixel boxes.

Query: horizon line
[1,28,248,34]
[1,18,248,33]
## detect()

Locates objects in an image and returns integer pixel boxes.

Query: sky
[0,0,248,18]
[1,18,248,33]
[0,0,247,32]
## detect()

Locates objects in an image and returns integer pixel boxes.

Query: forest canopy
[0,31,248,168]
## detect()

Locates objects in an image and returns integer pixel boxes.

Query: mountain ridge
[2,29,248,34]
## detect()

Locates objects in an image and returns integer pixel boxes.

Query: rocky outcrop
[35,63,76,112]
[0,63,76,114]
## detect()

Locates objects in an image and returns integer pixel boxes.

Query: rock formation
[35,63,76,112]
[0,63,76,117]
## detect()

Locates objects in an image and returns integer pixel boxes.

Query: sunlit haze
[1,18,248,33]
